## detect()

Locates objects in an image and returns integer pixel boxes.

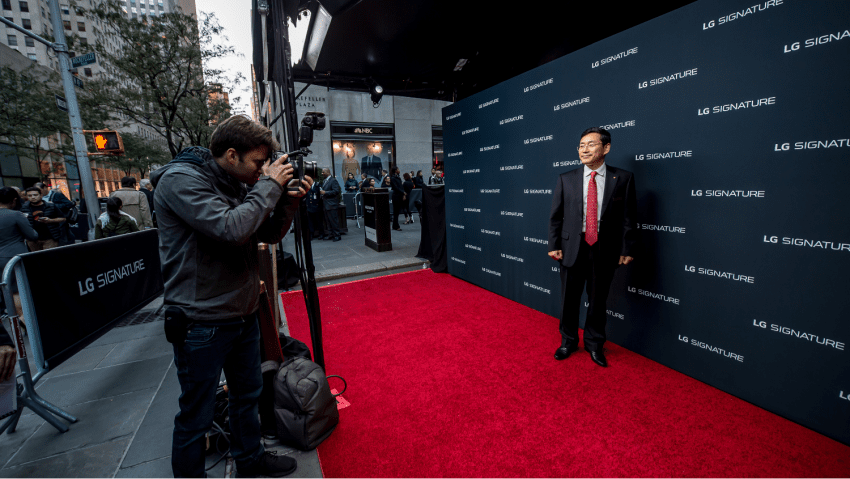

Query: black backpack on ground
[273,356,340,450]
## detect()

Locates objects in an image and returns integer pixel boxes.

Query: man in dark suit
[548,127,637,367]
[319,168,342,241]
[389,167,405,231]
[361,152,382,180]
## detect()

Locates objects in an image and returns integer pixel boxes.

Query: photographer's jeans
[171,314,264,477]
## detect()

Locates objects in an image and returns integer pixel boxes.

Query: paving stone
[0,414,45,468]
[0,436,131,478]
[88,321,165,348]
[96,333,173,368]
[32,355,172,408]
[120,363,180,468]
[115,456,173,478]
[6,388,157,467]
[40,343,116,378]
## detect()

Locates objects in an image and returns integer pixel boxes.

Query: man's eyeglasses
[577,142,604,151]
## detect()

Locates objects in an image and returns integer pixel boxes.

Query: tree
[99,131,169,179]
[0,65,73,180]
[79,0,239,157]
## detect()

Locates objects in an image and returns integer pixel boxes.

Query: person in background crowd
[390,167,405,231]
[320,167,342,242]
[95,197,139,239]
[110,176,153,229]
[0,319,14,382]
[139,179,156,227]
[429,168,444,185]
[344,172,359,193]
[402,173,415,224]
[306,180,324,240]
[413,170,425,188]
[381,175,391,189]
[21,187,65,251]
[378,169,389,188]
[0,186,38,346]
[358,173,368,190]
[37,182,75,245]
[10,187,23,210]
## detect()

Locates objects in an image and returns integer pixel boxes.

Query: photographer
[149,115,312,478]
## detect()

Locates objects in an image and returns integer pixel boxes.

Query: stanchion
[1,256,78,435]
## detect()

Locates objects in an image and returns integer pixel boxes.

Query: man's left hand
[619,256,634,265]
[287,176,314,199]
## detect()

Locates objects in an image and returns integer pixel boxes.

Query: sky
[197,0,255,116]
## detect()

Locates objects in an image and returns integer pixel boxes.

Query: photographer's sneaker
[237,451,297,478]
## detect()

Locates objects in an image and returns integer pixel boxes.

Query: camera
[298,111,326,149]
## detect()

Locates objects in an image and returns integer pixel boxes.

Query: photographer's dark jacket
[150,147,298,322]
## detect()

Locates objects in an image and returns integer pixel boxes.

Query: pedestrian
[149,115,311,478]
[344,172,358,192]
[37,182,75,245]
[20,187,65,251]
[402,172,414,224]
[139,179,156,227]
[94,197,140,239]
[0,187,38,341]
[319,168,342,241]
[428,168,444,185]
[110,177,153,229]
[306,180,324,239]
[390,167,405,231]
[413,170,425,188]
[9,186,23,210]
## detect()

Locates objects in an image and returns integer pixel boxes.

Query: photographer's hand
[287,175,313,198]
[263,154,295,188]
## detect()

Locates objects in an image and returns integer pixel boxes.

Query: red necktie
[586,171,598,245]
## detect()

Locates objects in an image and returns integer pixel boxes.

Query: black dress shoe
[237,451,297,477]
[589,349,608,367]
[554,345,578,360]
[393,227,402,231]
[332,236,341,242]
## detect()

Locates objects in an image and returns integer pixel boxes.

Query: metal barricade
[1,256,78,434]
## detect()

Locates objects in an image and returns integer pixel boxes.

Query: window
[27,52,36,60]
[24,36,33,47]
[60,4,69,15]
[18,1,27,12]
[21,18,31,29]
[79,36,87,45]
[40,6,44,17]
[1,0,11,11]
[63,20,70,30]
[84,67,92,77]
[6,34,17,46]
[77,21,85,31]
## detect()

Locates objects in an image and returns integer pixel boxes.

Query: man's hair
[140,179,152,188]
[121,176,136,188]
[580,127,611,145]
[25,187,41,194]
[403,172,411,181]
[34,182,48,190]
[382,169,387,174]
[0,187,19,205]
[209,115,280,159]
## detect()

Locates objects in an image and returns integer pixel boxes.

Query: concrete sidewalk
[0,216,431,477]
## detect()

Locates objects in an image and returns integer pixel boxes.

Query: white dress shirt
[582,162,606,233]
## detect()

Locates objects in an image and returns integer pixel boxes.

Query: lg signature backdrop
[442,0,850,445]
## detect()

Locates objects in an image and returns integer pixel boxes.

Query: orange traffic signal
[91,130,124,154]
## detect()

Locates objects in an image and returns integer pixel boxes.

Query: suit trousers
[558,236,617,351]
[323,208,340,237]
[391,196,403,229]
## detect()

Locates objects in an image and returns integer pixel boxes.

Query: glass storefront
[330,122,394,188]
[432,126,443,172]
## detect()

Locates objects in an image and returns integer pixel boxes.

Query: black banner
[22,230,164,369]
[442,0,850,445]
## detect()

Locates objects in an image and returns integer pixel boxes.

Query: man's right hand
[0,345,16,382]
[262,154,295,188]
[548,250,563,261]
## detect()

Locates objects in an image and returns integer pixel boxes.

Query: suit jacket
[361,155,382,179]
[390,175,405,200]
[321,177,341,210]
[548,164,637,268]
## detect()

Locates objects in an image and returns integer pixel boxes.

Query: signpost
[70,52,96,68]
[72,76,84,89]
[55,95,68,112]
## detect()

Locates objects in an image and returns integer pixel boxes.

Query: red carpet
[281,270,850,477]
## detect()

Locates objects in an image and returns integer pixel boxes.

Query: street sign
[70,52,96,68]
[72,76,84,89]
[55,95,68,112]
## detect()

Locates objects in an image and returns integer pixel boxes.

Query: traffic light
[91,130,124,155]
